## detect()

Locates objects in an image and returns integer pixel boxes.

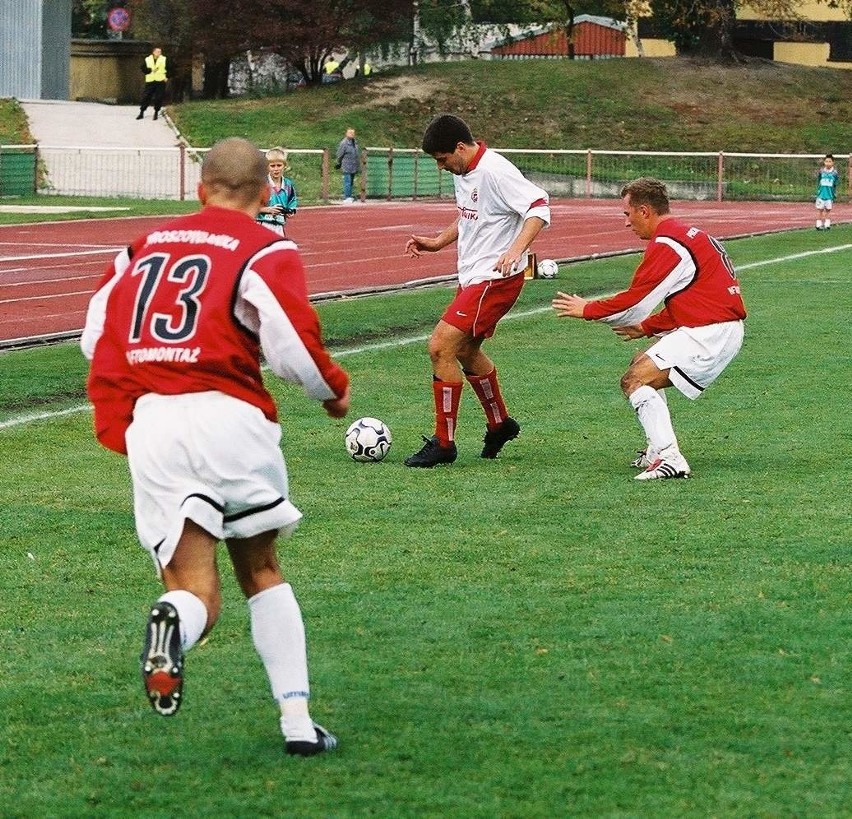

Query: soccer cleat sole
[404,435,458,467]
[141,602,184,717]
[286,724,339,757]
[480,417,521,459]
[634,459,691,481]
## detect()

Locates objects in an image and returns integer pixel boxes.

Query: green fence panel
[366,151,450,199]
[0,150,36,196]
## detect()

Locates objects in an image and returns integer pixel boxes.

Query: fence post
[322,148,329,203]
[387,146,393,201]
[585,149,592,198]
[179,142,186,201]
[847,154,851,204]
[33,144,40,194]
[717,152,724,202]
[413,149,419,200]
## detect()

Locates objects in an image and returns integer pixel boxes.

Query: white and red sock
[465,368,509,430]
[432,377,462,447]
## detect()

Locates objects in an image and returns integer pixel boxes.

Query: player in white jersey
[81,138,349,756]
[403,114,550,467]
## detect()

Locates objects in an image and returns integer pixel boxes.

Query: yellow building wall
[632,3,852,70]
[775,41,852,70]
[629,38,676,58]
[740,2,848,22]
[70,40,150,104]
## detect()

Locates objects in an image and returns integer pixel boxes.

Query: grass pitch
[1,228,849,816]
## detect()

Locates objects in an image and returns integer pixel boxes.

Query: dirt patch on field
[363,74,440,107]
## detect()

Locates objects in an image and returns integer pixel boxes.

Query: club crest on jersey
[471,188,479,203]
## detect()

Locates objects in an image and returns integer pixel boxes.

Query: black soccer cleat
[404,435,458,468]
[480,417,520,459]
[141,601,184,716]
[286,724,339,757]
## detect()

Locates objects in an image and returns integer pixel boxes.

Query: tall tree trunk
[202,59,230,99]
[694,0,737,61]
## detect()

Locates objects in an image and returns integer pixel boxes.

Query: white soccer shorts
[815,197,833,211]
[126,391,302,573]
[644,320,744,400]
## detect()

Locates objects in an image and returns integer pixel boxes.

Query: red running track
[0,199,827,344]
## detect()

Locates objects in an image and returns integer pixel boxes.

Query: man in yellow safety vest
[137,47,168,121]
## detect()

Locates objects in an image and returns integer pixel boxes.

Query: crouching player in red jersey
[552,177,746,480]
[81,138,350,755]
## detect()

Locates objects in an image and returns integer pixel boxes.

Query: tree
[128,0,195,100]
[648,0,847,61]
[652,0,734,59]
[191,0,411,89]
[555,0,632,59]
[412,0,628,61]
[72,0,109,38]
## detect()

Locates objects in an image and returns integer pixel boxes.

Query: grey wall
[0,0,70,100]
[41,0,71,99]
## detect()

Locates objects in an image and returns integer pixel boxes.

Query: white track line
[2,243,848,432]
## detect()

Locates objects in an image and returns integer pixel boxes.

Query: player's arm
[81,246,134,359]
[552,291,588,319]
[494,215,547,277]
[612,309,677,340]
[611,324,646,340]
[640,306,678,336]
[405,218,459,257]
[241,249,350,409]
[583,242,691,327]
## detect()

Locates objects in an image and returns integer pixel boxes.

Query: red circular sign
[107,7,131,32]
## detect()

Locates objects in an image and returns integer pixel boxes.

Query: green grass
[167,58,852,155]
[0,98,33,144]
[0,195,198,225]
[4,58,850,217]
[1,228,850,815]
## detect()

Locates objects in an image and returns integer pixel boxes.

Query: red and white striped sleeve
[239,244,349,402]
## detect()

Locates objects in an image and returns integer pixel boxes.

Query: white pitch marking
[2,242,849,431]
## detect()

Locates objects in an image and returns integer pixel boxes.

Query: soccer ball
[537,258,559,279]
[345,417,392,462]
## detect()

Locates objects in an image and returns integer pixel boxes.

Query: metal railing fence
[2,144,849,203]
[363,147,852,203]
[0,145,330,201]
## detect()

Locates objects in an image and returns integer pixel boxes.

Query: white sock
[825,218,831,228]
[158,589,207,651]
[249,583,317,742]
[629,385,679,458]
[816,219,822,228]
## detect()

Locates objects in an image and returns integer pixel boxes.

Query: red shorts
[440,274,524,340]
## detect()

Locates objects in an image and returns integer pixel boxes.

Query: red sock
[432,378,462,447]
[465,368,508,430]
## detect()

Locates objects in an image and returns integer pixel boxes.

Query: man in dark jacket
[334,128,361,202]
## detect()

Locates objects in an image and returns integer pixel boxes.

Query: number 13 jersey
[81,205,348,454]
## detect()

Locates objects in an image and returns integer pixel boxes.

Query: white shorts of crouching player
[644,320,744,400]
[126,391,303,574]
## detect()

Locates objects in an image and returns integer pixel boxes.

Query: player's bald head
[201,138,267,208]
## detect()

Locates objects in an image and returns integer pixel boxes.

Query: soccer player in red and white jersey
[403,114,550,467]
[552,177,746,480]
[81,138,349,755]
